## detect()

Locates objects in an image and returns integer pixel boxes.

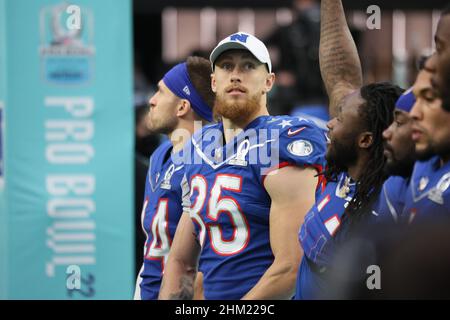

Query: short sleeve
[277,119,327,173]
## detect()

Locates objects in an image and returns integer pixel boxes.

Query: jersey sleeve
[260,118,327,192]
[276,119,327,173]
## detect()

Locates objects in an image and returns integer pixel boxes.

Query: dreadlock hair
[344,82,404,227]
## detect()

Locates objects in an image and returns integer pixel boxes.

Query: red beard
[214,87,262,123]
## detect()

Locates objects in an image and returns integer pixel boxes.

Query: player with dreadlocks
[294,0,403,299]
[324,83,402,224]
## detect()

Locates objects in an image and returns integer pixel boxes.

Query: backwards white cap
[209,32,272,73]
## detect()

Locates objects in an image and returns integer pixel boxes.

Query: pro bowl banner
[0,0,134,299]
[0,0,7,300]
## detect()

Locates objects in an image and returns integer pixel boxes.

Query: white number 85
[190,174,250,256]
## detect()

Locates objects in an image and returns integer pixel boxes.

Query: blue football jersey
[295,172,356,300]
[181,115,327,299]
[136,141,185,300]
[373,176,410,224]
[402,156,450,224]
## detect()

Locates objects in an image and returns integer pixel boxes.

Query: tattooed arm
[158,212,201,300]
[320,0,363,117]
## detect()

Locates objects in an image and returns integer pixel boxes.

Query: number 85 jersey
[181,115,327,299]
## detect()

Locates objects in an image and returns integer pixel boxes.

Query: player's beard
[326,138,358,173]
[415,134,438,162]
[384,155,416,177]
[416,138,450,162]
[214,89,262,124]
[383,143,416,177]
[146,113,178,135]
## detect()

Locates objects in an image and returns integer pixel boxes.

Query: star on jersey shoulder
[278,119,292,129]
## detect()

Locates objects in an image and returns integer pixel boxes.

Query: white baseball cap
[209,32,272,73]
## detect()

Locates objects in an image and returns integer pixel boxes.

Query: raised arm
[320,0,363,117]
[241,166,318,299]
[158,212,201,300]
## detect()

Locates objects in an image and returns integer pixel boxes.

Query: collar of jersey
[410,155,450,202]
[193,115,274,169]
[148,143,183,192]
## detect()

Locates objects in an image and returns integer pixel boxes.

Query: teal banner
[0,0,7,300]
[0,0,134,299]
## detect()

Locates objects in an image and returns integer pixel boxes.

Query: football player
[159,32,327,300]
[134,56,214,300]
[377,6,450,223]
[375,88,416,223]
[404,61,450,223]
[294,0,402,299]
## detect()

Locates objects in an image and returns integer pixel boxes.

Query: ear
[211,73,217,93]
[358,131,373,149]
[264,73,276,94]
[176,99,191,117]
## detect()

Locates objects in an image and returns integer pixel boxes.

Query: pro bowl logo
[39,2,95,85]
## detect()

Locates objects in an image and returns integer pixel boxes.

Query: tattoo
[168,275,194,300]
[320,0,363,116]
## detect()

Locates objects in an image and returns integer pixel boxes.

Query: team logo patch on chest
[337,176,352,198]
[160,164,175,190]
[228,140,250,167]
[428,173,450,205]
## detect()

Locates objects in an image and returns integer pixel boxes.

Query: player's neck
[440,152,450,167]
[168,120,203,153]
[222,108,269,144]
[347,154,369,181]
